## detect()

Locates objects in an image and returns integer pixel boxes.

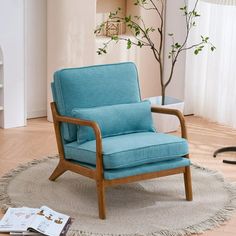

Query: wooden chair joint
[151,106,188,139]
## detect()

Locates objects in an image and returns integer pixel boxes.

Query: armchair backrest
[51,62,141,142]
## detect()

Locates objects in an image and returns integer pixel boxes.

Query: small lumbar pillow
[72,101,155,144]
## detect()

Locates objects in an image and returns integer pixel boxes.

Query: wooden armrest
[50,102,103,177]
[51,102,102,141]
[56,114,101,135]
[151,106,188,139]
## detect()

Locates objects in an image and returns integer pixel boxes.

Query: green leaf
[140,0,147,4]
[175,43,181,48]
[111,35,119,40]
[125,16,131,22]
[180,5,187,11]
[194,49,199,55]
[138,41,144,48]
[135,29,140,36]
[127,39,132,49]
[127,23,133,29]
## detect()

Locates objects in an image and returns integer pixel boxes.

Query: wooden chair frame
[50,102,193,219]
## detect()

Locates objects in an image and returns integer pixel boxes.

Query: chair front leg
[49,160,67,181]
[50,103,68,181]
[96,180,106,219]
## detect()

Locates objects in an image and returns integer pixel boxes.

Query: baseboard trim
[27,109,47,119]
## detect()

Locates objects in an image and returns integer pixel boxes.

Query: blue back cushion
[51,62,141,142]
[72,101,155,144]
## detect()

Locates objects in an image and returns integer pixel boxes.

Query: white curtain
[185,0,236,128]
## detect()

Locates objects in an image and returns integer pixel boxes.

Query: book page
[0,207,38,232]
[28,206,70,236]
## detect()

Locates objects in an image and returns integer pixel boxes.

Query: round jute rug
[0,156,236,236]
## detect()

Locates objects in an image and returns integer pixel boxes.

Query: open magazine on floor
[0,206,71,236]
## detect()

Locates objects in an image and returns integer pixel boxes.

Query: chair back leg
[96,180,106,219]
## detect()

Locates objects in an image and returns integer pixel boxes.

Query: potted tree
[95,0,215,132]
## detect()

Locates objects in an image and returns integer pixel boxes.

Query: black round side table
[213,146,236,164]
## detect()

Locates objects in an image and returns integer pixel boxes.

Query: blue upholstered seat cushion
[104,158,190,180]
[64,132,189,169]
[72,101,155,144]
[70,158,190,180]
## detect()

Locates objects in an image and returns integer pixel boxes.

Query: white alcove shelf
[96,0,140,37]
[95,0,141,66]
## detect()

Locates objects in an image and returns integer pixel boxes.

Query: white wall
[138,4,161,99]
[0,0,25,128]
[25,0,47,119]
[47,0,96,121]
[164,0,187,100]
[0,0,47,128]
[0,47,4,128]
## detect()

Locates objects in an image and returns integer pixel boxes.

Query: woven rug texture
[0,156,236,236]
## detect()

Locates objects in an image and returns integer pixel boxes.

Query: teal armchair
[50,62,192,219]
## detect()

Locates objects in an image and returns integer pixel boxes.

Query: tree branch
[149,0,163,21]
[165,0,200,88]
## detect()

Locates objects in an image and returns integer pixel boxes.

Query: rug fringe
[0,155,58,212]
[66,163,236,236]
[149,163,236,236]
[0,157,236,236]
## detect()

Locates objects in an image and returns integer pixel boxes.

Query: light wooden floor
[0,116,236,235]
